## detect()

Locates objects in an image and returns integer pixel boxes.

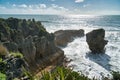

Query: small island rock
[86,28,108,53]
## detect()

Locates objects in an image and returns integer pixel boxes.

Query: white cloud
[0,4,69,14]
[51,4,58,8]
[51,4,68,11]
[83,4,90,8]
[0,6,6,9]
[75,0,84,3]
[18,4,27,8]
[12,4,16,7]
[39,4,46,8]
[12,4,46,9]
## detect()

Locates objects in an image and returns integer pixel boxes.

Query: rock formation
[86,28,108,53]
[54,29,84,46]
[0,17,64,77]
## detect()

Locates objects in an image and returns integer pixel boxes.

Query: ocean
[0,14,120,79]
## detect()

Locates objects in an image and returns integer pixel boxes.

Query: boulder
[54,29,84,47]
[86,28,108,53]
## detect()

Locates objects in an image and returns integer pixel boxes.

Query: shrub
[0,58,7,74]
[10,52,23,58]
[0,44,8,57]
[112,71,120,80]
[0,72,6,80]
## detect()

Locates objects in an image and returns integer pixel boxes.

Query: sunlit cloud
[0,6,6,9]
[83,4,90,8]
[75,0,84,3]
[0,4,69,14]
[12,4,46,9]
[51,4,68,11]
[19,4,27,8]
[39,4,47,8]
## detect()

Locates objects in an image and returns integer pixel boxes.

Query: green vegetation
[24,67,120,80]
[0,58,7,74]
[0,57,6,80]
[0,44,8,56]
[41,67,90,80]
[0,72,6,80]
[112,71,120,80]
[0,17,48,43]
[22,66,34,80]
[10,52,23,58]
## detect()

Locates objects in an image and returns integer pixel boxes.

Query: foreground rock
[86,28,108,53]
[54,29,84,46]
[0,17,64,76]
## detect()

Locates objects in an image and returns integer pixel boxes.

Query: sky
[0,0,120,15]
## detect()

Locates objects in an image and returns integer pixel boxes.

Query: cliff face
[0,17,64,73]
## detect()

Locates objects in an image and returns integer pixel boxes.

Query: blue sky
[0,0,120,15]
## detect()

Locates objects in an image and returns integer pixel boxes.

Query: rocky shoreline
[0,17,109,80]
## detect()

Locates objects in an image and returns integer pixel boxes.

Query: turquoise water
[0,14,120,79]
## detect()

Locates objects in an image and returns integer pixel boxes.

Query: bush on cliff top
[0,17,48,42]
[0,44,8,56]
[10,52,23,58]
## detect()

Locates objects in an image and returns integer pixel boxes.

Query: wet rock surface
[86,28,108,53]
[54,29,84,47]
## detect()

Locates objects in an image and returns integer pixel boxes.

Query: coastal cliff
[0,17,64,79]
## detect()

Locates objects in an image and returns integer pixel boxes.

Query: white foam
[43,15,120,79]
[63,37,113,79]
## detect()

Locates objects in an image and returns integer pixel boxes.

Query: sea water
[0,14,120,79]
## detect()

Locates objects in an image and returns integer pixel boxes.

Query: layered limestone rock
[54,29,84,47]
[0,17,64,74]
[86,28,108,53]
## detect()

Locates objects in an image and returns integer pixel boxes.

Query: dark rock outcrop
[0,56,26,80]
[3,42,18,52]
[0,18,64,75]
[86,28,108,53]
[54,29,84,46]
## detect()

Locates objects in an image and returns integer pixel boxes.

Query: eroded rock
[54,29,84,47]
[21,36,36,64]
[86,28,108,53]
[0,18,64,75]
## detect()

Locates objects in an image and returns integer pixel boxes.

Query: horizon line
[0,13,120,16]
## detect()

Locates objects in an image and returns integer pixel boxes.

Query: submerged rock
[86,28,108,53]
[54,29,84,47]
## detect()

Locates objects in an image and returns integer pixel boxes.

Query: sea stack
[86,28,108,53]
